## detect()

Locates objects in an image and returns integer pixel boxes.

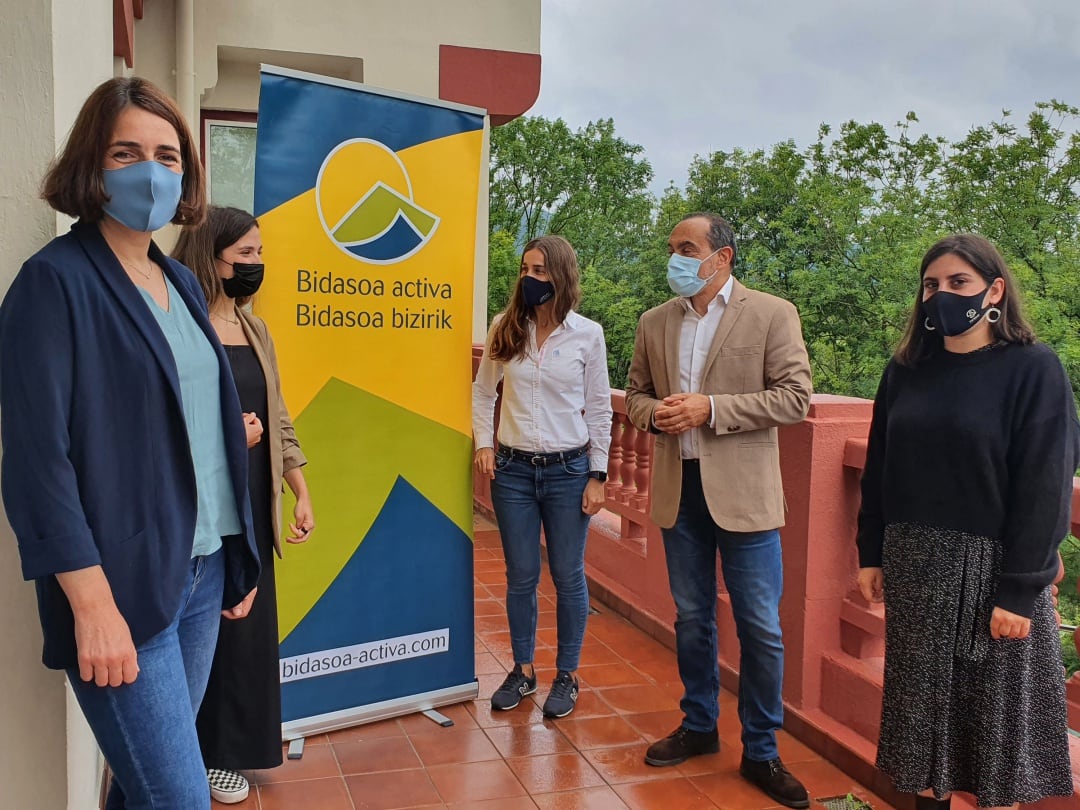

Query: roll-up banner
[253,65,484,739]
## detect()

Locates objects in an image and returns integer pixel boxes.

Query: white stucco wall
[0,2,114,808]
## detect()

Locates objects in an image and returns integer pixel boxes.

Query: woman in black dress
[857,234,1080,809]
[173,206,315,804]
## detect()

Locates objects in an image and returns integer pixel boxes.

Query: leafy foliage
[487,106,1080,399]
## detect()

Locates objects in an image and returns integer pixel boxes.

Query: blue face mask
[102,161,183,232]
[666,248,720,297]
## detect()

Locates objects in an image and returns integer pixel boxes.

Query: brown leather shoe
[644,726,719,767]
[739,756,809,809]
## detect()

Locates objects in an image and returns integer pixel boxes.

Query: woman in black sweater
[857,234,1080,810]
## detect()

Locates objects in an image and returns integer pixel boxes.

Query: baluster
[618,417,636,504]
[606,415,624,501]
[631,422,652,511]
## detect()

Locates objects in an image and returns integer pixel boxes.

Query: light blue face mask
[666,248,720,297]
[102,161,183,232]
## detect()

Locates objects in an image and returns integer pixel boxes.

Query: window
[203,114,257,213]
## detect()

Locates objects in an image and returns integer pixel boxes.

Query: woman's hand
[223,587,257,620]
[73,603,139,687]
[857,567,884,603]
[475,448,495,479]
[582,478,605,515]
[990,606,1031,640]
[287,496,315,544]
[243,412,263,448]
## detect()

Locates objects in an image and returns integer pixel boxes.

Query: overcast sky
[529,0,1080,196]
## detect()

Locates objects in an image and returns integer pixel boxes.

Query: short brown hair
[894,233,1036,367]
[41,77,205,226]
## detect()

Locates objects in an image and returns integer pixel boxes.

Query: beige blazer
[236,307,307,556]
[625,278,812,531]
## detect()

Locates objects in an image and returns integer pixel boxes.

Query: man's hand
[653,393,711,434]
[474,448,495,479]
[243,412,264,448]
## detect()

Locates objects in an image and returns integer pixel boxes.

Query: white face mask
[666,248,720,297]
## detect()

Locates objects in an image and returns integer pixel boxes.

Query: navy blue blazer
[0,222,261,669]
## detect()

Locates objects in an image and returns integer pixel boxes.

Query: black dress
[197,344,282,769]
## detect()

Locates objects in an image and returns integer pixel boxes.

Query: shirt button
[726,425,740,432]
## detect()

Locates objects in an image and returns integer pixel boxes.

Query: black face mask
[923,287,991,337]
[521,275,555,308]
[220,261,264,298]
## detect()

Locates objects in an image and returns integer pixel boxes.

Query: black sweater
[857,342,1080,617]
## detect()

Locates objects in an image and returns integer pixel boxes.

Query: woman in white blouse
[473,235,613,719]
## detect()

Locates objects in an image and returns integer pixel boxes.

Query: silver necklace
[120,258,154,280]
[211,311,240,326]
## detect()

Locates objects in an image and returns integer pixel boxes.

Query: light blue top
[138,277,240,557]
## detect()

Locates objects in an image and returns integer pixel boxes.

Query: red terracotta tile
[536,610,559,630]
[344,769,443,809]
[506,752,607,793]
[257,776,352,810]
[292,733,330,746]
[478,671,513,697]
[576,663,651,689]
[788,757,866,798]
[248,743,341,784]
[532,648,559,669]
[409,727,502,766]
[536,627,561,647]
[323,717,406,744]
[613,776,717,809]
[475,599,507,617]
[334,736,422,775]
[581,743,674,785]
[395,701,479,733]
[621,711,686,743]
[625,655,680,685]
[213,784,260,808]
[576,640,623,665]
[774,729,823,765]
[690,770,784,809]
[476,614,510,634]
[673,744,742,778]
[483,723,577,758]
[532,786,630,809]
[427,759,529,803]
[447,798,539,809]
[596,684,678,715]
[475,651,507,675]
[557,715,645,750]
[467,697,548,728]
[475,559,506,573]
[476,568,509,586]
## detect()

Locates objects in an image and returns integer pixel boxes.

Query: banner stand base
[286,738,305,760]
[282,680,479,743]
[421,708,454,727]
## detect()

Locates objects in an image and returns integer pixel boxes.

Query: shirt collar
[679,274,735,312]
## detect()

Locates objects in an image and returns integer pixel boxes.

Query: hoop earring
[924,317,935,332]
[985,307,1001,324]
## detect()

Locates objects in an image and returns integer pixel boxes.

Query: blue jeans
[68,550,225,810]
[661,462,785,761]
[489,449,591,672]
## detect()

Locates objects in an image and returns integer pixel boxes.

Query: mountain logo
[315,138,440,264]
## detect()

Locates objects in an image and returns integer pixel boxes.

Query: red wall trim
[113,0,134,68]
[438,44,541,126]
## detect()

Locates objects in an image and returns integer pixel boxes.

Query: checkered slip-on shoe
[207,768,249,804]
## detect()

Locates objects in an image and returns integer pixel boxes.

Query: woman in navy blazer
[0,78,260,810]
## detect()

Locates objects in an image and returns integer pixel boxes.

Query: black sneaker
[490,664,537,710]
[542,671,579,718]
[739,756,810,809]
[644,726,719,766]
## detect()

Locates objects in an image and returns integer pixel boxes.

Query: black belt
[499,444,589,466]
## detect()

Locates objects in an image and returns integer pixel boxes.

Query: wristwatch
[588,471,607,482]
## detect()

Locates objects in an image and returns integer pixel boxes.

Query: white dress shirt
[677,274,734,459]
[473,310,613,472]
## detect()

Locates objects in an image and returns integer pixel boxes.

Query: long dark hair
[172,206,259,310]
[894,233,1036,367]
[41,76,205,226]
[489,235,581,362]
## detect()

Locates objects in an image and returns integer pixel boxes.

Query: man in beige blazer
[626,213,812,809]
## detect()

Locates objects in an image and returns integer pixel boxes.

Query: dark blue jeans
[661,462,785,761]
[489,449,591,672]
[68,549,225,810]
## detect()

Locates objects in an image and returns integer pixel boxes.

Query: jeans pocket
[561,453,590,476]
[494,451,512,472]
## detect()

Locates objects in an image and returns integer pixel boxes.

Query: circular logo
[315,139,440,264]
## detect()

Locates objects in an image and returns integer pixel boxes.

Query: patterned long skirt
[878,523,1073,807]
